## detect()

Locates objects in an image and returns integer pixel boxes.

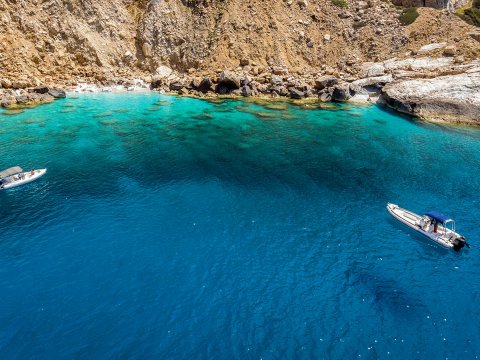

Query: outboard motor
[453,236,467,251]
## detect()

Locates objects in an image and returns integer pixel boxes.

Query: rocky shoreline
[1,56,479,125]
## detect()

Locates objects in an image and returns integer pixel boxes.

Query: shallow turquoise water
[0,93,479,359]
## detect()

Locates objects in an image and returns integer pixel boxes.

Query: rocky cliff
[1,0,478,85]
[0,0,479,123]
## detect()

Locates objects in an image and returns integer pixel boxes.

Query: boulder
[37,93,55,103]
[123,51,135,62]
[241,76,252,86]
[48,88,66,98]
[289,88,305,99]
[469,32,480,43]
[150,76,164,89]
[357,1,369,9]
[272,66,289,75]
[1,79,12,89]
[12,81,30,89]
[241,85,252,97]
[218,70,241,89]
[314,76,338,90]
[443,45,456,56]
[331,83,352,101]
[351,75,393,88]
[418,42,447,54]
[15,95,30,104]
[169,82,185,91]
[383,57,453,72]
[298,0,308,8]
[381,68,480,124]
[197,77,214,93]
[0,97,15,108]
[32,86,49,94]
[360,63,385,78]
[270,85,289,97]
[271,75,284,86]
[319,92,331,102]
[156,65,173,79]
[178,88,189,95]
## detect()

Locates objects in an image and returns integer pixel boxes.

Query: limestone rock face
[390,0,468,10]
[0,0,478,87]
[382,68,480,124]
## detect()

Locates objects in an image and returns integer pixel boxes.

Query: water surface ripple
[0,93,479,359]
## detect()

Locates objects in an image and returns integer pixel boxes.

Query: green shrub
[331,0,348,8]
[462,0,480,27]
[399,7,419,26]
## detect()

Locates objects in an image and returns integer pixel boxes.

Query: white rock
[418,42,447,54]
[156,65,173,78]
[383,57,454,71]
[349,93,370,103]
[360,63,385,78]
[382,67,480,124]
[352,74,393,87]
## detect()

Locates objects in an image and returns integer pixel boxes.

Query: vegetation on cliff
[399,7,420,25]
[461,0,480,26]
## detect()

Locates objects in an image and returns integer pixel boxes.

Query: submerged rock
[1,91,54,109]
[2,109,24,115]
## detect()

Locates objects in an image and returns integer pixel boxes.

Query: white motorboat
[387,203,469,251]
[0,166,47,190]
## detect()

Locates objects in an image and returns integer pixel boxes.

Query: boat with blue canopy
[387,203,469,251]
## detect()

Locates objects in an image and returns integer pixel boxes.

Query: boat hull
[387,203,460,250]
[1,169,47,190]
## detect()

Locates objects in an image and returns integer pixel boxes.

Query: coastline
[1,57,479,126]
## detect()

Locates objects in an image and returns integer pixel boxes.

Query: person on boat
[419,216,431,231]
[30,169,34,176]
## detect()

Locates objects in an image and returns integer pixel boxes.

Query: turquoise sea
[0,93,479,359]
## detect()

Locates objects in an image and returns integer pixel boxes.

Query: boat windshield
[444,219,456,232]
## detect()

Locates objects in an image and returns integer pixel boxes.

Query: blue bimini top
[426,211,452,223]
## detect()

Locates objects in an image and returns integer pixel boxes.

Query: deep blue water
[0,93,479,359]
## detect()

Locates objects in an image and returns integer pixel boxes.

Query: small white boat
[387,203,469,251]
[0,166,47,190]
